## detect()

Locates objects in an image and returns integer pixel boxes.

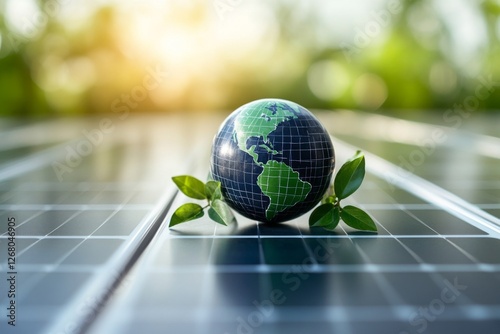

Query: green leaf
[208,199,235,226]
[322,195,337,204]
[205,180,222,201]
[172,175,207,200]
[169,203,204,227]
[340,205,377,231]
[334,150,365,200]
[309,203,340,229]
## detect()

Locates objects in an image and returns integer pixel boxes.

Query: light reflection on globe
[210,99,335,223]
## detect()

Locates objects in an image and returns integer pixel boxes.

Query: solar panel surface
[1,112,499,334]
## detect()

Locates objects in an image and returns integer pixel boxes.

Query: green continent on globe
[233,101,299,164]
[257,160,312,221]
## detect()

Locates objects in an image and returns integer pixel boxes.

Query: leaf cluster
[169,151,376,233]
[169,176,235,227]
[309,151,377,232]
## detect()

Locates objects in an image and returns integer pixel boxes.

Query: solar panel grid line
[237,304,500,323]
[396,210,444,235]
[4,250,129,270]
[352,246,410,322]
[320,148,500,322]
[28,304,500,324]
[345,198,428,264]
[201,220,261,334]
[2,211,82,258]
[0,175,108,208]
[0,204,157,211]
[351,194,488,268]
[197,232,220,334]
[53,138,216,334]
[86,156,260,332]
[0,210,45,236]
[0,203,130,319]
[0,116,214,333]
[348,198,500,325]
[9,181,161,192]
[319,114,500,200]
[362,204,500,210]
[340,227,406,306]
[150,262,500,274]
[331,137,500,236]
[349,187,486,237]
[0,138,96,182]
[87,178,220,333]
[2,113,499,333]
[291,220,321,269]
[24,262,125,274]
[1,234,131,239]
[86,144,496,334]
[347,203,421,239]
[255,223,270,266]
[8,239,96,300]
[443,239,485,265]
[156,234,499,239]
[44,185,178,334]
[364,217,472,304]
[322,110,500,160]
[0,115,176,185]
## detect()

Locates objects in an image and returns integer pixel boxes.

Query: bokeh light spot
[429,61,457,95]
[307,60,350,101]
[352,73,387,110]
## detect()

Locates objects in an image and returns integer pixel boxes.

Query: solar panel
[0,115,219,333]
[1,112,499,334]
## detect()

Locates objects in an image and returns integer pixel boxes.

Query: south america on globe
[210,99,335,223]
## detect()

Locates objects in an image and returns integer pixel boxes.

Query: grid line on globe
[211,99,335,223]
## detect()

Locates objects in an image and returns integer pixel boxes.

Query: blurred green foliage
[0,0,499,117]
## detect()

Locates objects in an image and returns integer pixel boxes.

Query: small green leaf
[208,199,235,226]
[334,150,365,200]
[340,205,377,231]
[172,175,207,200]
[322,195,337,204]
[309,203,340,229]
[205,180,222,201]
[169,203,204,227]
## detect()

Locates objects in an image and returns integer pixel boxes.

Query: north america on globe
[211,98,335,223]
[233,102,312,220]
